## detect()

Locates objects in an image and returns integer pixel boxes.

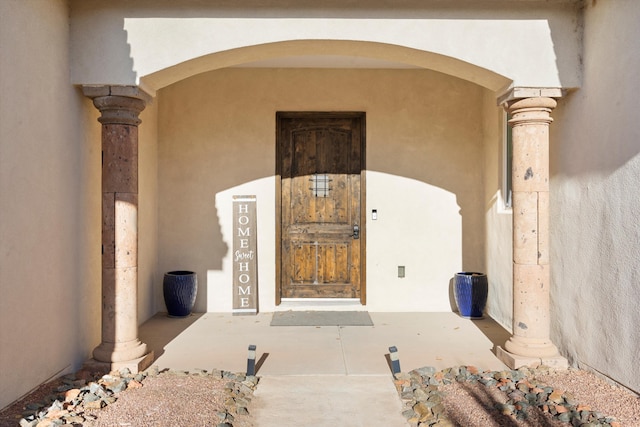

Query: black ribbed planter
[163,271,197,317]
[453,272,488,319]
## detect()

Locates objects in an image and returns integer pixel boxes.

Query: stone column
[83,86,154,372]
[497,96,567,369]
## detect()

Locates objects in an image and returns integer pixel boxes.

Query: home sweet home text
[232,195,258,314]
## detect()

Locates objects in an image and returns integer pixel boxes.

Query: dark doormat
[270,311,373,326]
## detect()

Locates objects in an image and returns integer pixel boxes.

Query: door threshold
[276,298,365,312]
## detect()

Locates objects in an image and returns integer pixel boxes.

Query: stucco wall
[482,91,514,332]
[69,0,582,94]
[550,0,640,393]
[138,100,159,322]
[0,0,101,410]
[156,68,486,313]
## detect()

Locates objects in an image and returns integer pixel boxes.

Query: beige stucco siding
[138,101,160,323]
[550,0,640,393]
[69,0,582,93]
[0,0,101,410]
[482,92,513,332]
[157,68,486,312]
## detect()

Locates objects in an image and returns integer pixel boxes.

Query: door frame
[275,111,366,305]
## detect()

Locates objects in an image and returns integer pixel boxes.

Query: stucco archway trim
[140,40,511,95]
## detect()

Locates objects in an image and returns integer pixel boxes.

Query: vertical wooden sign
[232,195,258,315]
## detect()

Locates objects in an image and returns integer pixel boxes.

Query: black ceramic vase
[163,271,197,317]
[453,272,488,319]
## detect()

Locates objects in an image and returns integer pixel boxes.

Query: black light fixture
[389,346,401,375]
[247,344,257,376]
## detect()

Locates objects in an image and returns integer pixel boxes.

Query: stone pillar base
[497,346,568,370]
[93,339,150,364]
[84,351,155,374]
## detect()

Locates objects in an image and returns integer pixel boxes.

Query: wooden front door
[277,112,365,301]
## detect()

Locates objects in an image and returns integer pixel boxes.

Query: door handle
[352,224,360,240]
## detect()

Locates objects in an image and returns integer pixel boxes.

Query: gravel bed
[0,367,257,427]
[84,370,256,427]
[2,364,638,426]
[395,365,640,427]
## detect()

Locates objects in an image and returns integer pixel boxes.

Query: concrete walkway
[252,376,406,426]
[139,312,510,426]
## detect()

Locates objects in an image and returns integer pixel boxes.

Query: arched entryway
[82,39,566,372]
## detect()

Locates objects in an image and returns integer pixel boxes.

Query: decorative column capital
[82,85,151,126]
[92,96,146,126]
[507,97,557,127]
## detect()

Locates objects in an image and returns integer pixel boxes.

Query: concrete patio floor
[138,311,511,426]
[139,312,510,375]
